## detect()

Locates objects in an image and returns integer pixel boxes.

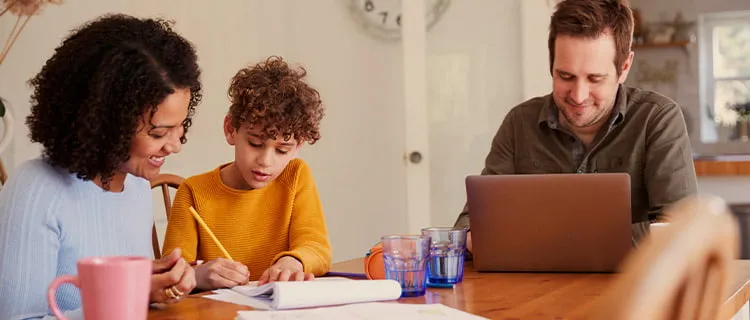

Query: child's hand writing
[194,257,250,290]
[258,256,314,286]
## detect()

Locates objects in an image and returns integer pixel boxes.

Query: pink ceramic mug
[47,256,152,320]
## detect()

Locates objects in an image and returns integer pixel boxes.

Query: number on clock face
[360,0,403,30]
[350,0,449,40]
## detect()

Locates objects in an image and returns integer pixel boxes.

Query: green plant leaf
[0,99,5,117]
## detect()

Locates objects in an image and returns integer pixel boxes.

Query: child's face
[224,116,301,189]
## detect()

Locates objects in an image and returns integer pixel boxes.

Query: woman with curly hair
[162,56,332,290]
[0,14,202,318]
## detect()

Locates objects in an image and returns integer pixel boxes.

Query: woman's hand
[149,248,197,303]
[258,256,314,286]
[195,258,250,290]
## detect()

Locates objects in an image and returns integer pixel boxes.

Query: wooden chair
[151,173,185,259]
[589,195,740,320]
[0,160,7,186]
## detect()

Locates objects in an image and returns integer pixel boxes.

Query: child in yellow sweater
[162,56,331,290]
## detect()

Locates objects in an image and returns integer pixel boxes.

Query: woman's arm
[0,163,70,319]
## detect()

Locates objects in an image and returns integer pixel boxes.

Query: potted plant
[728,101,750,142]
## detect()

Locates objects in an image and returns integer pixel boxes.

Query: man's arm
[453,108,518,230]
[644,103,698,221]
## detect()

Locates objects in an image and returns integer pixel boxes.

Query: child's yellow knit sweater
[162,159,332,279]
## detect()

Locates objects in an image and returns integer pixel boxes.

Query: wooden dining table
[148,258,750,319]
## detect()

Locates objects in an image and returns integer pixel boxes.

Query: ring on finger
[164,287,179,300]
[170,285,185,296]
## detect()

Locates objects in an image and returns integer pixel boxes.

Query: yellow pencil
[188,206,234,261]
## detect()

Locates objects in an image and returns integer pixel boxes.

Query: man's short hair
[548,0,635,76]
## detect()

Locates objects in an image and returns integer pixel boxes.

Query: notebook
[206,277,402,310]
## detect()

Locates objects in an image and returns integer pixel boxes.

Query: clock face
[349,0,450,41]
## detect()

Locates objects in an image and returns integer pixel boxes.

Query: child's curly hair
[227,56,324,144]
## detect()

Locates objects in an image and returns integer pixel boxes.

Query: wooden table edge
[722,277,750,319]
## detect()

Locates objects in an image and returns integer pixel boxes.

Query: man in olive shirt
[455,0,698,251]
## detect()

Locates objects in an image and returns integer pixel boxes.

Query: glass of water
[380,235,431,297]
[420,227,468,285]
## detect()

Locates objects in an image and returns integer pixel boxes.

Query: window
[696,10,750,155]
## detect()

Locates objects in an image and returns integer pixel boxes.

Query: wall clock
[348,0,451,41]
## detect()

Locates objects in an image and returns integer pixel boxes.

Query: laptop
[465,173,632,273]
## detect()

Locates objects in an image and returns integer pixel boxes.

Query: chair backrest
[589,195,740,320]
[150,173,185,259]
[0,159,7,186]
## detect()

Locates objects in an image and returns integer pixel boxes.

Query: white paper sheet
[204,289,272,310]
[234,302,488,320]
[231,276,352,297]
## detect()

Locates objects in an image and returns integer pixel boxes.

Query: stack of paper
[204,277,402,310]
[234,302,488,320]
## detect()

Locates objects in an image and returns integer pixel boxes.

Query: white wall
[521,0,555,100]
[425,0,524,227]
